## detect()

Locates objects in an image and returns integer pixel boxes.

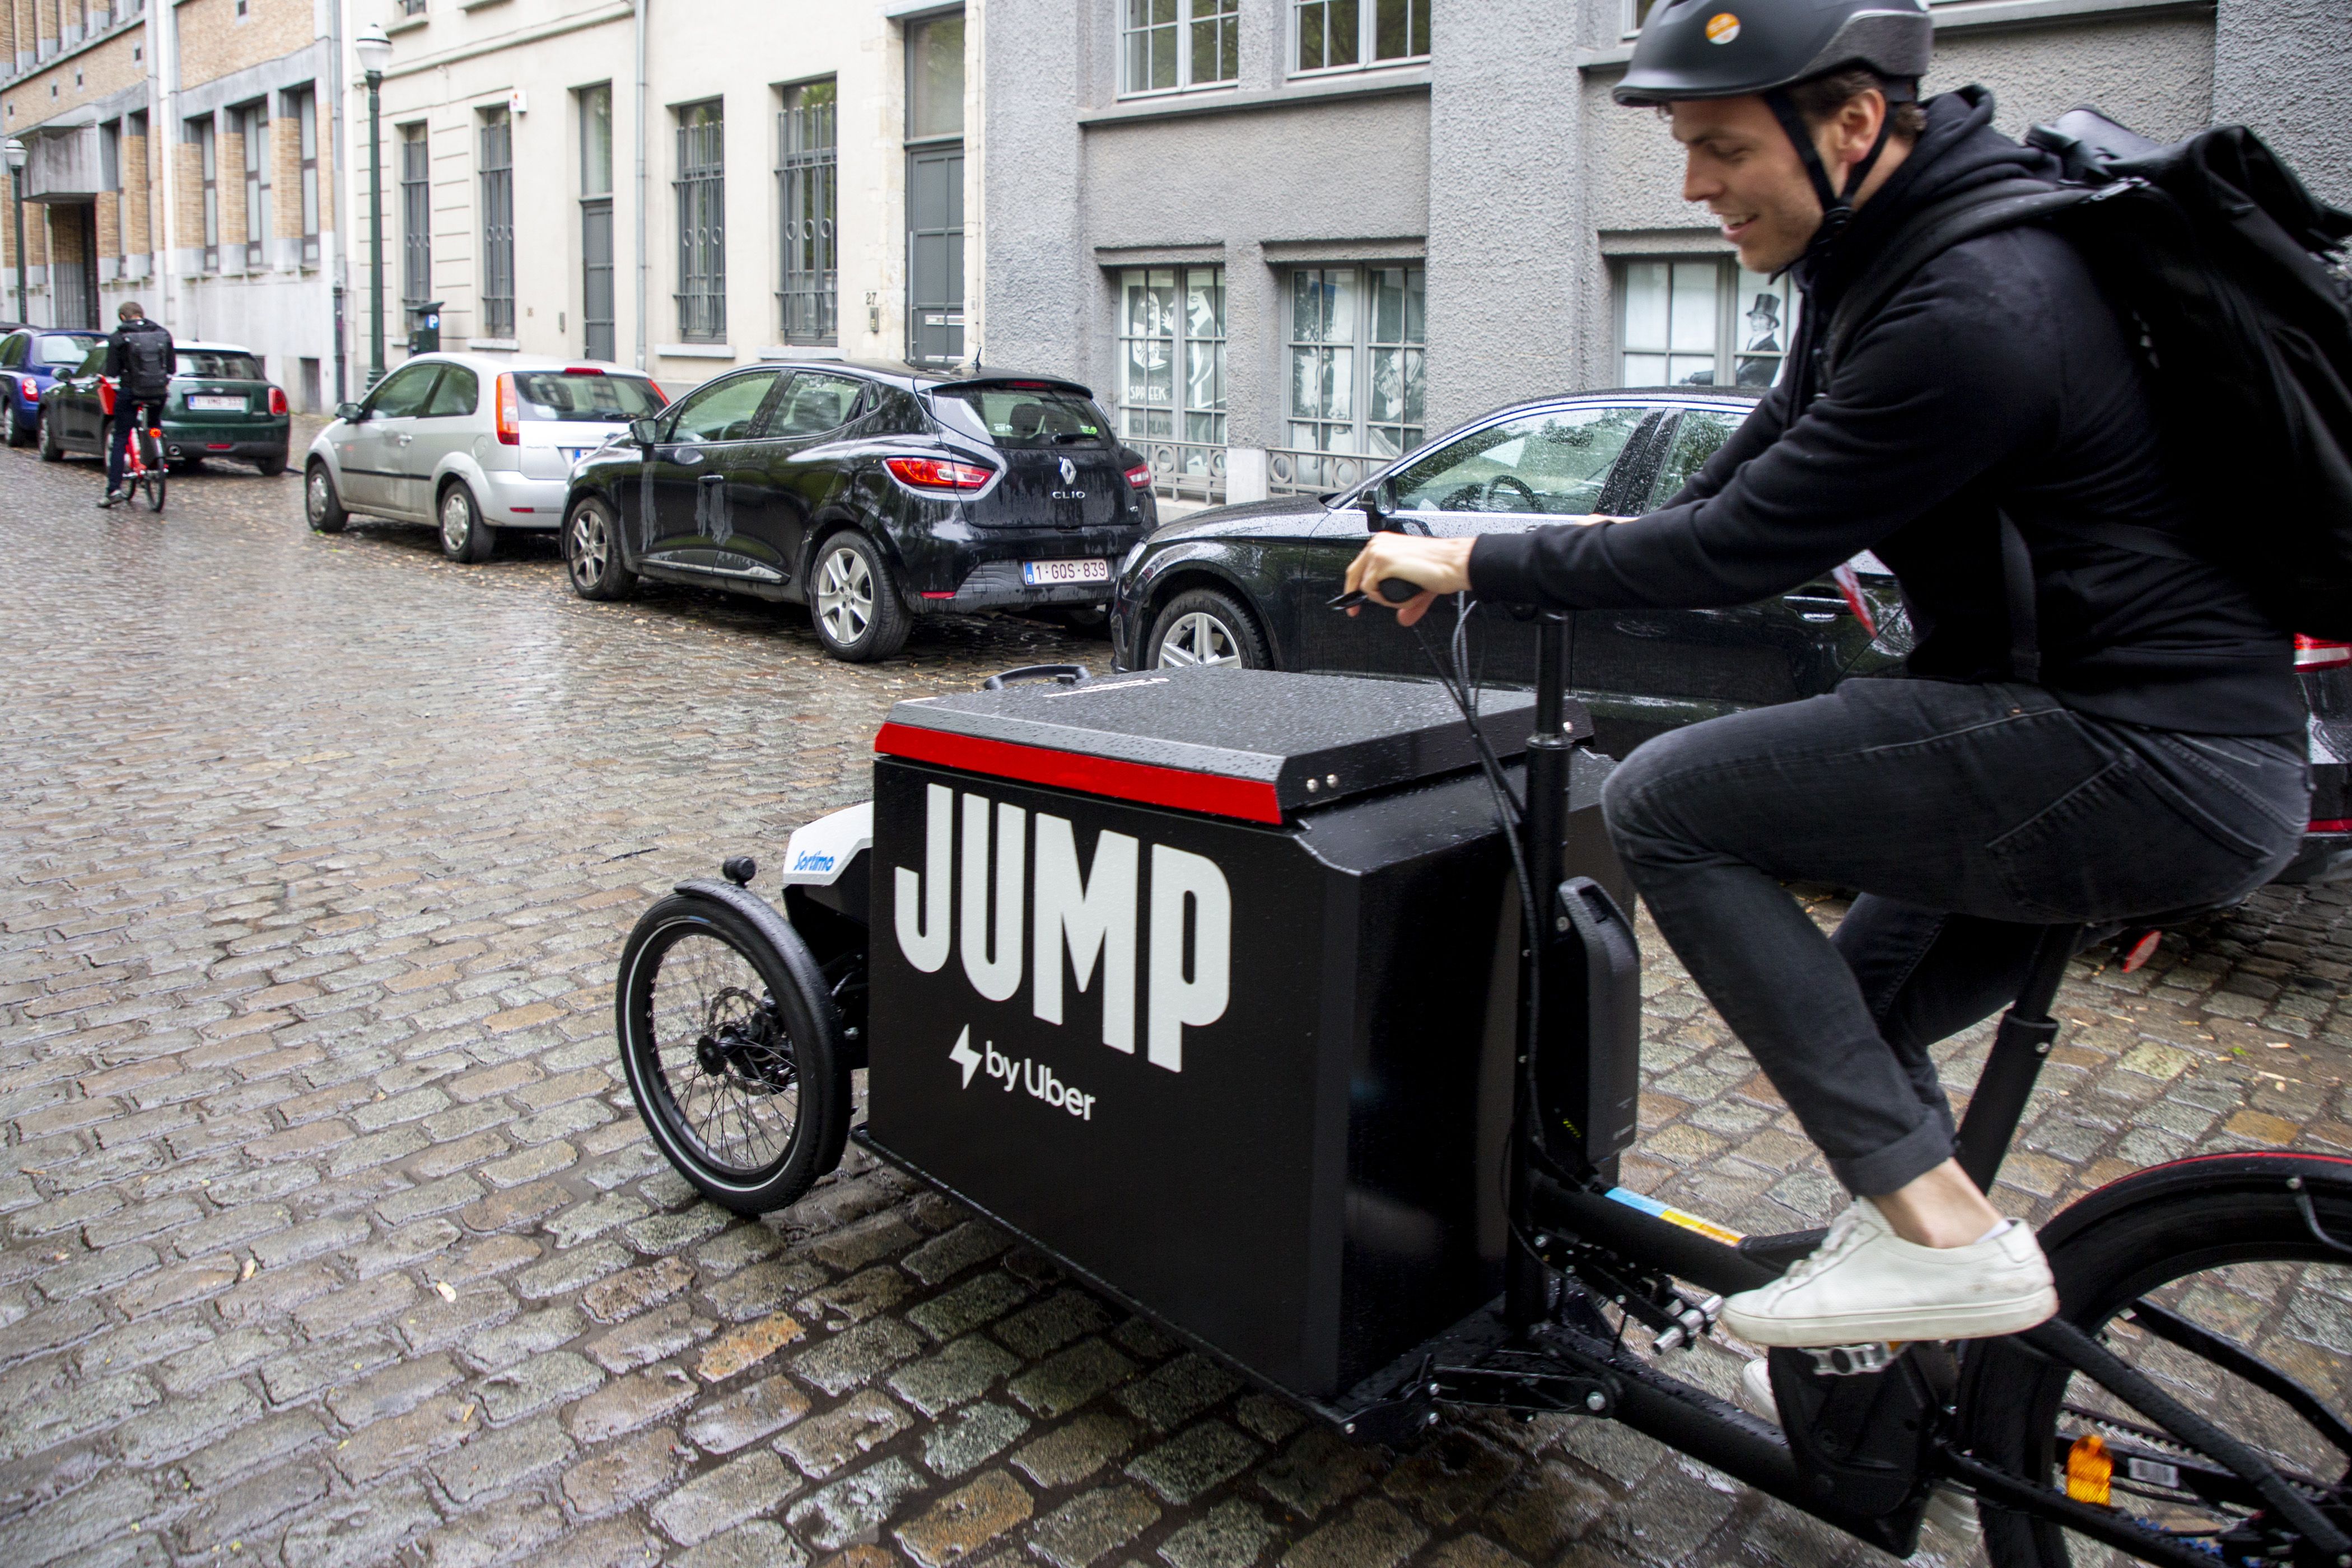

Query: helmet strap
[1765,81,1913,255]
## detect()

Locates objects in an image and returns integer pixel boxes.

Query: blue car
[1,327,105,447]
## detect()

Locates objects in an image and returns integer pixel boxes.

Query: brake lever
[1328,578,1424,612]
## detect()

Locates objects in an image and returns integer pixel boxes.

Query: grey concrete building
[982,0,2350,507]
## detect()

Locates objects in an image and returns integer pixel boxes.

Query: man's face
[1670,96,1823,274]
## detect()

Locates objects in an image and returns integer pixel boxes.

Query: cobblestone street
[5,432,2352,1568]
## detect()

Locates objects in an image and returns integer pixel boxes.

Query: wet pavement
[4,429,2351,1568]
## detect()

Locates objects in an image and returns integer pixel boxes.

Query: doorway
[904,12,964,366]
[52,204,100,329]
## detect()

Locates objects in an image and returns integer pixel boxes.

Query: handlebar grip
[1376,577,1421,604]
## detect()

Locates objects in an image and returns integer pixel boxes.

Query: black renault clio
[561,360,1156,661]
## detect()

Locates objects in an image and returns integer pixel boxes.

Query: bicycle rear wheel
[1961,1155,2352,1565]
[143,468,166,512]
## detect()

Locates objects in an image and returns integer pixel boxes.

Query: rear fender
[2037,1150,2352,1257]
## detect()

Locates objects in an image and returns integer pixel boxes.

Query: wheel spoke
[642,930,800,1175]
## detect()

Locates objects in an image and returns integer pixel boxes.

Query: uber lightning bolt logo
[949,1026,982,1089]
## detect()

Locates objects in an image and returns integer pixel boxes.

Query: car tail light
[2294,635,2352,670]
[647,381,669,405]
[495,374,520,446]
[2313,818,2352,833]
[564,366,605,376]
[885,455,994,491]
[268,386,289,415]
[1124,463,1152,489]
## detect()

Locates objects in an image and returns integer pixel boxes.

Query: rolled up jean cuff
[1831,1111,1955,1199]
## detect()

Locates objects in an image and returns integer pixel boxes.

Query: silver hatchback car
[302,351,667,561]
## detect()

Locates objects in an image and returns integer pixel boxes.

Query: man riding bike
[1347,0,2307,1351]
[98,300,173,510]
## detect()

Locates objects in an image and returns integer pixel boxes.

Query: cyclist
[98,300,173,510]
[1346,0,2307,1350]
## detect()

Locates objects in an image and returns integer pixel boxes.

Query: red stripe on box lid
[875,721,1284,824]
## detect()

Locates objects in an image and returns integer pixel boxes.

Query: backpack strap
[1822,179,2094,380]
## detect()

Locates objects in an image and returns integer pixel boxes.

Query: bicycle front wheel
[1961,1155,2352,1566]
[143,469,166,512]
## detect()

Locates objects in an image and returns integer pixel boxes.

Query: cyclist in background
[98,301,173,510]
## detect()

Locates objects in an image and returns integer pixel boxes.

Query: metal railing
[1140,439,1227,505]
[1267,446,1379,497]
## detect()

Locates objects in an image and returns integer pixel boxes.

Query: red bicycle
[98,376,166,514]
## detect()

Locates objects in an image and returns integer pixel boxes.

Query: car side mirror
[1359,476,1401,532]
[337,402,365,422]
[630,418,661,448]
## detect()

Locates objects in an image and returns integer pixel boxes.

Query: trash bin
[407,300,444,356]
[859,666,1623,1404]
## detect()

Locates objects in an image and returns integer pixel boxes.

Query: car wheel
[565,497,637,601]
[255,452,288,477]
[1149,587,1268,670]
[4,403,27,449]
[36,406,63,462]
[810,532,911,662]
[305,462,349,534]
[438,481,497,563]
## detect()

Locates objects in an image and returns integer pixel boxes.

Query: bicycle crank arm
[1937,1448,2248,1568]
[1422,1350,1619,1421]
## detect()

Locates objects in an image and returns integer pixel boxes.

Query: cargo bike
[613,590,2352,1567]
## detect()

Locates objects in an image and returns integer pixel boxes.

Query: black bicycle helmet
[1616,0,1934,253]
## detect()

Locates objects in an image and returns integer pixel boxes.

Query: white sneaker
[1719,1198,2057,1347]
[1736,1359,1983,1553]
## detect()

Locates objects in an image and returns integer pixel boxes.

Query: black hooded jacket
[1468,88,2302,738]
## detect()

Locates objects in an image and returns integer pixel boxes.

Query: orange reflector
[2065,1433,2112,1505]
[2120,930,2162,973]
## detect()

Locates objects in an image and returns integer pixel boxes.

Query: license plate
[1021,558,1109,586]
[189,395,245,411]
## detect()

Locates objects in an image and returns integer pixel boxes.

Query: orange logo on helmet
[1706,11,1742,43]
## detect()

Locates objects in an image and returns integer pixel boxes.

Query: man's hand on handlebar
[1341,535,1476,627]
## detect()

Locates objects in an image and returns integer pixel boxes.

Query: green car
[38,339,293,475]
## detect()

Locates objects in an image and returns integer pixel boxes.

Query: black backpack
[1823,110,2352,643]
[122,326,174,402]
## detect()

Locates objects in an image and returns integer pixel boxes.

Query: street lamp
[354,24,393,388]
[6,137,27,327]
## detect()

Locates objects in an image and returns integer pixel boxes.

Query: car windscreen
[928,385,1113,450]
[35,335,97,366]
[177,351,264,380]
[511,371,666,423]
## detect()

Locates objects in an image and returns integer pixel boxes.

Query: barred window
[400,124,431,306]
[1116,266,1226,500]
[675,100,726,343]
[777,80,836,346]
[479,109,515,339]
[1122,0,1240,96]
[1295,0,1427,74]
[1278,264,1425,493]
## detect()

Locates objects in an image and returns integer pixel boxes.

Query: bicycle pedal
[1803,1341,1901,1376]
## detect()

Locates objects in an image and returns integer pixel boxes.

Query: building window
[400,124,430,306]
[99,120,122,264]
[1277,263,1425,493]
[1616,257,1796,388]
[479,109,514,339]
[1122,0,1240,95]
[291,88,319,266]
[189,117,219,272]
[1294,0,1427,75]
[675,100,726,342]
[234,102,269,269]
[1116,266,1226,500]
[580,84,615,362]
[777,79,837,345]
[400,0,427,14]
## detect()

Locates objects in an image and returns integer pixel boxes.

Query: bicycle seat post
[1953,923,2082,1192]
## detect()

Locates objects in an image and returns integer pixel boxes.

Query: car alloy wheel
[815,543,875,647]
[571,505,613,591]
[306,468,333,524]
[1157,610,1244,668]
[441,488,473,555]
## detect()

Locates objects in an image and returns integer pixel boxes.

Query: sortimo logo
[792,849,836,872]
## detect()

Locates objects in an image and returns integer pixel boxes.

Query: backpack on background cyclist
[1346,0,2349,1360]
[99,301,173,510]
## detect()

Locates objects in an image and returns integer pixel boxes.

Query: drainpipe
[633,0,647,372]
[328,7,350,405]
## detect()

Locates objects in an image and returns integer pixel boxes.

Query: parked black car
[562,360,1158,662]
[1109,387,2352,885]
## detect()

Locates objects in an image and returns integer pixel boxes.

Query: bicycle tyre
[1960,1154,2352,1566]
[614,893,851,1215]
[144,468,166,513]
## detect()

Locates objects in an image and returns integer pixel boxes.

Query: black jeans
[1600,677,2308,1196]
[108,403,156,492]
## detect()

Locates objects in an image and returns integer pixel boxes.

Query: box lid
[874,668,1577,824]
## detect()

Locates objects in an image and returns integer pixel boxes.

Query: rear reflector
[921,591,957,599]
[2313,819,2352,833]
[2294,635,2352,670]
[510,507,536,514]
[1125,464,1152,488]
[207,443,232,450]
[885,455,995,491]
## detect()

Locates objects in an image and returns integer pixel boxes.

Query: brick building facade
[3,0,345,410]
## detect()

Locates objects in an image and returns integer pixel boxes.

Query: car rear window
[930,385,1113,449]
[511,371,666,422]
[178,351,264,380]
[36,335,96,366]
